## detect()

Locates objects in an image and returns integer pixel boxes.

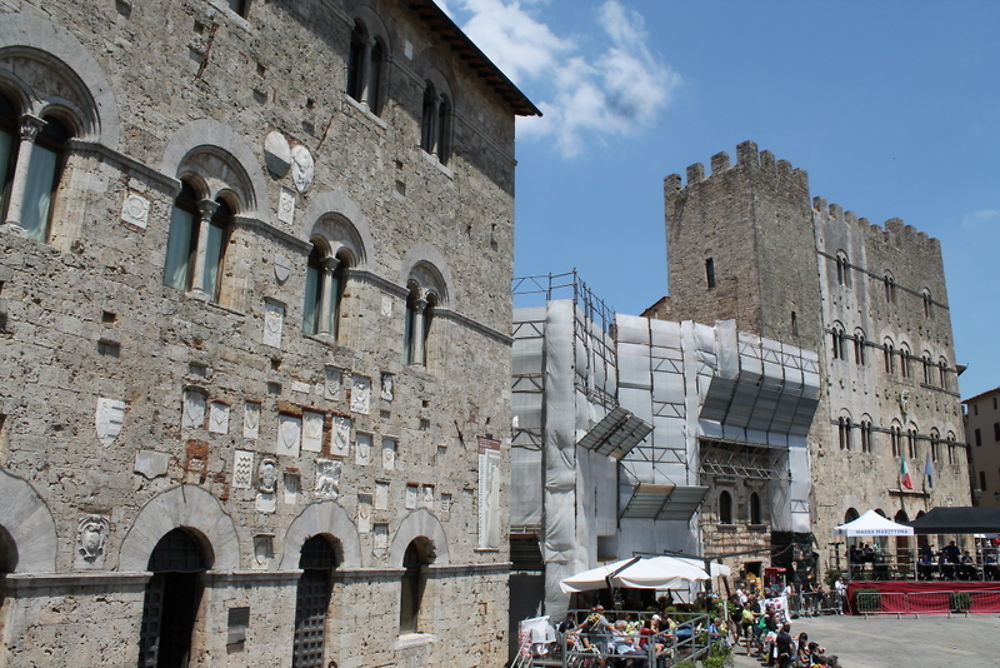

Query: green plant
[950,591,971,612]
[704,641,735,668]
[671,661,697,668]
[824,568,842,587]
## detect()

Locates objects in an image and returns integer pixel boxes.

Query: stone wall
[0,0,528,665]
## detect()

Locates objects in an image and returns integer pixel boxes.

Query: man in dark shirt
[775,624,795,668]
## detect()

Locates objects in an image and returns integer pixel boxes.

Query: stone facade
[663,141,971,572]
[0,1,537,666]
[964,387,1000,507]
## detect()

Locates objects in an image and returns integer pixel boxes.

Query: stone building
[0,1,537,666]
[510,274,818,619]
[660,141,971,570]
[964,387,1000,507]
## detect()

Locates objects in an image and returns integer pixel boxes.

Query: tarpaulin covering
[906,507,1000,534]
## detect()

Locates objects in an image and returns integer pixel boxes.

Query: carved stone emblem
[302,411,324,453]
[405,484,418,509]
[276,414,301,457]
[208,401,230,434]
[373,523,389,556]
[380,372,394,401]
[182,389,206,429]
[232,450,254,489]
[381,437,396,471]
[243,401,260,439]
[264,130,291,179]
[262,301,284,348]
[75,515,110,568]
[357,493,372,534]
[257,457,279,493]
[355,432,371,466]
[253,534,275,567]
[134,450,169,480]
[375,480,389,510]
[121,192,150,228]
[278,187,295,224]
[899,390,911,416]
[324,366,342,400]
[351,374,371,414]
[315,458,342,499]
[291,144,315,193]
[332,416,351,457]
[95,398,126,447]
[272,254,292,284]
[283,472,300,504]
[422,485,435,509]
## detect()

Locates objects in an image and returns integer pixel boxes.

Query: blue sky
[439,1,1000,399]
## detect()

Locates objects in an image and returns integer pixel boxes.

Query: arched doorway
[400,537,434,634]
[138,528,209,668]
[292,535,340,668]
[894,510,911,577]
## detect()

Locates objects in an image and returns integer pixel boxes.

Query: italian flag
[899,456,913,490]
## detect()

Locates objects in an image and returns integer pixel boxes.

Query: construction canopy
[835,509,913,537]
[559,556,711,593]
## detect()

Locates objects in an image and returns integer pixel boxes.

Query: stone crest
[315,458,342,499]
[263,130,291,179]
[95,397,126,447]
[291,144,315,193]
[262,301,284,349]
[332,416,351,457]
[208,401,230,434]
[232,450,254,489]
[253,534,275,568]
[302,410,324,453]
[243,401,260,439]
[272,254,292,284]
[182,389,206,429]
[120,192,150,228]
[257,457,279,493]
[278,187,295,224]
[324,365,343,400]
[76,515,110,568]
[276,413,301,457]
[351,374,371,414]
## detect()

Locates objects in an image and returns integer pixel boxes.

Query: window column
[410,291,428,367]
[360,37,375,106]
[318,256,340,337]
[189,199,219,298]
[2,114,45,232]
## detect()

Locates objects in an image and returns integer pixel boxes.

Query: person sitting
[943,540,961,564]
[917,550,934,580]
[960,550,978,580]
[938,550,956,579]
[985,552,1000,581]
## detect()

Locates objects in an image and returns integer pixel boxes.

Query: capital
[19,114,46,143]
[197,199,220,220]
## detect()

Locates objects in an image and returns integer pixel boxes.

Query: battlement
[664,140,809,193]
[811,196,939,249]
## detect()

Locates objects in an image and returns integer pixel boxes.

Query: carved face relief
[76,515,110,564]
[380,372,394,401]
[290,144,315,193]
[258,458,279,493]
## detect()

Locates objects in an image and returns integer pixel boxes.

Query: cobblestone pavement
[729,613,1000,668]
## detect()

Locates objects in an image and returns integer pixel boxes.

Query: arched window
[883,272,896,303]
[938,358,949,391]
[947,432,957,466]
[854,329,866,366]
[15,115,72,242]
[831,323,846,361]
[346,22,386,115]
[922,352,933,385]
[0,93,21,226]
[930,429,940,463]
[890,422,902,458]
[899,343,911,379]
[844,507,860,523]
[922,289,933,319]
[420,82,452,165]
[303,241,348,339]
[203,199,232,301]
[400,537,434,634]
[749,492,762,525]
[226,0,247,16]
[163,180,200,291]
[718,490,733,524]
[907,424,918,459]
[835,251,851,287]
[292,535,340,668]
[402,261,446,367]
[883,338,895,374]
[860,417,873,454]
[838,415,852,451]
[138,528,209,668]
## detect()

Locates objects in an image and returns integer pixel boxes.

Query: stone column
[318,256,340,336]
[430,96,442,155]
[411,291,428,367]
[190,199,219,297]
[360,37,375,106]
[2,114,46,232]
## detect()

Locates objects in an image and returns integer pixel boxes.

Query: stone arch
[301,191,374,270]
[389,509,450,566]
[280,501,364,569]
[0,13,121,147]
[0,469,57,573]
[119,485,240,572]
[160,119,268,220]
[400,243,453,306]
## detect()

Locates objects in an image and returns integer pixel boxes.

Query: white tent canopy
[559,556,711,594]
[835,509,914,537]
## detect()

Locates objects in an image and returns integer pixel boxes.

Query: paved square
[730,614,1000,668]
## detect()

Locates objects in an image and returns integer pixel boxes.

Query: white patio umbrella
[675,557,732,577]
[559,556,710,593]
[835,509,914,536]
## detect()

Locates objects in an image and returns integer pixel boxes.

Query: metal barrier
[854,589,1000,616]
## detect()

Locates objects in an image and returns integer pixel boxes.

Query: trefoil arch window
[890,423,902,458]
[403,287,437,366]
[883,338,895,374]
[922,352,934,385]
[163,182,234,302]
[947,432,957,466]
[860,417,873,454]
[899,344,912,379]
[831,323,847,361]
[838,415,853,451]
[835,251,851,287]
[930,429,940,463]
[922,289,933,319]
[303,241,349,340]
[420,82,452,165]
[938,358,949,390]
[854,329,866,366]
[906,425,918,459]
[884,272,896,303]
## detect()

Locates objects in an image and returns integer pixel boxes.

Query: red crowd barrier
[848,581,1000,615]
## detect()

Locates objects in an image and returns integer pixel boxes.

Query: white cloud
[961,209,1000,229]
[443,0,679,158]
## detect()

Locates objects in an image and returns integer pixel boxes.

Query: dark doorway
[292,535,339,668]
[138,529,208,668]
[400,538,433,633]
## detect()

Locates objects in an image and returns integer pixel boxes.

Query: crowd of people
[730,587,844,668]
[849,540,1000,581]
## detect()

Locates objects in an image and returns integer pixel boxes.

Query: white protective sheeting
[836,509,914,536]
